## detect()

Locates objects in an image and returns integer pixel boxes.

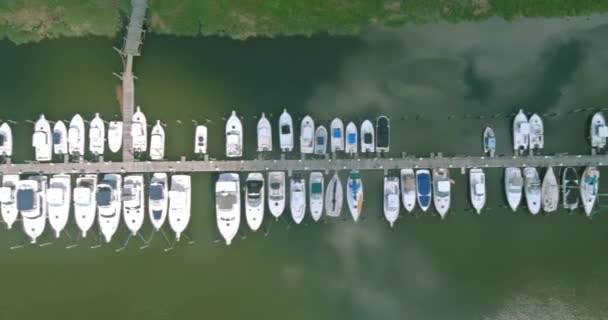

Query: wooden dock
[2,154,606,175]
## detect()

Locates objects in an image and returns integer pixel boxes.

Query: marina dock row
[2,154,607,175]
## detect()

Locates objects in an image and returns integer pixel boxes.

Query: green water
[1,16,608,319]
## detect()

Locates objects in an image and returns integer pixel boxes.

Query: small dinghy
[469,168,486,214]
[149,120,165,160]
[0,175,19,229]
[330,118,344,153]
[562,167,579,211]
[47,174,71,238]
[279,109,294,152]
[309,172,324,222]
[580,166,599,217]
[0,122,13,157]
[346,170,364,222]
[52,121,68,155]
[400,169,416,212]
[107,121,123,153]
[215,173,239,245]
[524,167,541,215]
[416,170,432,212]
[383,176,400,227]
[245,173,265,232]
[33,115,52,162]
[256,113,272,152]
[345,122,358,155]
[123,175,145,235]
[482,127,496,157]
[529,113,544,152]
[376,116,390,153]
[148,173,168,231]
[513,109,529,154]
[225,111,243,158]
[68,114,85,156]
[290,176,306,224]
[17,176,47,244]
[300,115,315,154]
[169,175,191,241]
[73,174,97,237]
[132,107,147,153]
[267,171,286,219]
[590,112,607,151]
[360,120,374,153]
[89,113,105,156]
[542,167,559,213]
[96,174,121,242]
[194,125,207,154]
[325,174,343,218]
[433,168,451,219]
[314,126,327,155]
[505,167,523,211]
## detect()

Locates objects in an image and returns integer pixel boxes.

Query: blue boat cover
[419,195,431,206]
[333,128,342,138]
[347,133,356,144]
[417,174,431,195]
[152,210,163,220]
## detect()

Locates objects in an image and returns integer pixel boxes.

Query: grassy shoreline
[1,0,607,44]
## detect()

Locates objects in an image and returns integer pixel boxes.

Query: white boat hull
[216,173,239,245]
[150,121,165,160]
[245,173,265,231]
[68,114,85,156]
[89,114,105,156]
[33,115,52,162]
[52,121,68,155]
[383,177,400,227]
[279,110,294,152]
[225,111,243,157]
[590,113,607,149]
[325,174,343,218]
[541,167,559,212]
[290,179,306,224]
[132,107,148,152]
[148,173,168,231]
[346,171,364,222]
[309,172,324,222]
[524,167,541,215]
[108,121,123,153]
[300,116,315,154]
[505,167,523,211]
[47,175,71,237]
[257,114,272,152]
[0,175,19,229]
[194,125,208,154]
[330,118,344,152]
[123,175,145,235]
[400,169,416,212]
[97,174,121,243]
[513,109,529,152]
[469,168,486,214]
[345,122,358,154]
[0,122,13,157]
[314,126,327,155]
[581,167,599,216]
[169,175,191,241]
[267,172,286,218]
[360,120,374,153]
[73,175,97,238]
[433,169,451,219]
[529,114,544,150]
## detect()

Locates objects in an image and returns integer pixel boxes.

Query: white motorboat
[215,173,239,245]
[149,120,165,160]
[89,113,105,156]
[325,174,343,218]
[300,115,315,154]
[581,166,599,217]
[400,169,416,212]
[245,173,264,232]
[257,113,272,152]
[73,174,97,237]
[513,109,529,154]
[17,176,47,244]
[483,127,496,157]
[330,118,344,153]
[345,122,358,154]
[529,113,544,151]
[416,170,432,212]
[542,167,559,213]
[590,112,607,151]
[383,176,400,227]
[314,126,327,155]
[376,116,390,152]
[504,167,523,211]
[309,172,324,222]
[68,114,85,156]
[225,111,243,157]
[52,121,68,155]
[346,170,364,222]
[169,175,191,241]
[96,174,121,242]
[47,174,71,238]
[132,106,147,153]
[108,121,123,153]
[433,168,451,219]
[123,175,145,235]
[360,120,374,153]
[33,114,52,162]
[0,174,19,229]
[0,122,12,157]
[290,176,306,224]
[148,173,168,231]
[267,171,286,219]
[469,168,486,214]
[524,167,541,215]
[194,125,208,154]
[279,109,294,152]
[562,167,579,211]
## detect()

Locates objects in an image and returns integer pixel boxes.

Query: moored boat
[132,106,147,153]
[580,166,599,217]
[309,172,324,222]
[267,171,286,219]
[529,113,544,151]
[383,176,400,227]
[148,173,168,231]
[225,111,243,157]
[279,109,294,152]
[68,114,85,156]
[346,170,364,222]
[47,174,71,238]
[345,122,358,155]
[590,112,607,151]
[330,118,344,153]
[469,168,486,214]
[360,120,374,153]
[433,168,451,219]
[89,113,105,156]
[52,121,68,155]
[400,169,416,212]
[0,174,19,229]
[290,176,306,224]
[107,121,123,153]
[542,167,559,213]
[149,120,165,160]
[0,122,13,157]
[245,173,264,232]
[33,115,52,162]
[123,175,145,235]
[513,109,529,154]
[96,174,121,242]
[524,167,541,215]
[504,167,523,212]
[376,116,390,152]
[194,125,207,154]
[482,126,495,157]
[314,126,327,155]
[300,115,315,154]
[416,170,432,212]
[562,167,579,211]
[215,173,239,245]
[73,174,97,237]
[17,176,47,244]
[169,175,191,241]
[325,174,343,218]
[256,113,272,152]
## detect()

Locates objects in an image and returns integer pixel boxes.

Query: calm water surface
[1,15,608,320]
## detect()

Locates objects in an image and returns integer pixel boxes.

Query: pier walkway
[2,154,607,175]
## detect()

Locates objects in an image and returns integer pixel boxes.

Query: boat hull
[279,110,294,152]
[416,170,432,212]
[325,174,343,218]
[290,179,306,224]
[225,111,243,157]
[346,171,363,222]
[150,121,165,160]
[383,177,400,227]
[309,172,324,222]
[345,122,358,154]
[47,175,71,237]
[360,120,374,153]
[524,167,541,215]
[400,169,416,212]
[215,173,239,245]
[170,175,191,241]
[89,114,105,156]
[300,116,315,154]
[469,168,486,214]
[245,173,265,231]
[267,172,286,218]
[541,167,559,212]
[108,121,123,153]
[257,114,272,152]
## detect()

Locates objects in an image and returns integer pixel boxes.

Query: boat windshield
[316,135,325,145]
[281,124,291,135]
[363,133,373,144]
[247,180,263,198]
[17,189,35,211]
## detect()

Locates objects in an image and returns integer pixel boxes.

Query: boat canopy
[316,135,325,145]
[152,210,163,220]
[150,184,165,201]
[311,182,323,194]
[281,124,291,135]
[96,187,112,206]
[417,174,431,194]
[17,189,35,211]
[0,187,13,203]
[52,130,63,145]
[217,192,237,210]
[347,133,356,144]
[333,128,342,138]
[47,188,65,206]
[363,133,373,144]
[74,188,92,205]
[438,180,450,193]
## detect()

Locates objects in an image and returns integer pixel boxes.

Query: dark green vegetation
[1,0,608,43]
